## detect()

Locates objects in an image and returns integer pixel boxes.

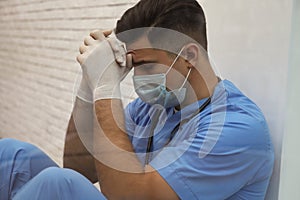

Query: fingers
[109,37,125,64]
[79,35,97,58]
[103,30,113,37]
[90,30,106,40]
[76,54,85,65]
[78,30,106,63]
[79,44,88,54]
[107,32,127,67]
[77,29,115,66]
[84,36,96,46]
[126,54,133,69]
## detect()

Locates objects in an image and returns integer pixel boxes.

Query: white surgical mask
[133,47,192,108]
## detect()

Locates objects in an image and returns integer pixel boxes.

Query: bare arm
[75,29,178,198]
[93,99,179,200]
[63,98,98,183]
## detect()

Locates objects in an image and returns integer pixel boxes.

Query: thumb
[107,32,127,67]
[126,54,133,69]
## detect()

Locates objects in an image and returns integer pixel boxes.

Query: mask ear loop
[165,46,186,75]
[164,46,192,90]
[179,67,192,90]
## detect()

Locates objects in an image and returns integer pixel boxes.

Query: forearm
[93,99,179,200]
[93,99,144,172]
[93,99,149,198]
[63,98,98,183]
[76,29,178,199]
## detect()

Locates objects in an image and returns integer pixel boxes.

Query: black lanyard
[145,97,211,165]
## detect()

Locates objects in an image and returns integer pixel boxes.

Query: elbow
[99,175,158,200]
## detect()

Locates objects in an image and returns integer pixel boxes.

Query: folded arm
[75,29,179,199]
[93,99,179,200]
[63,98,98,183]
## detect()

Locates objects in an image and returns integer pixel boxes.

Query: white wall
[200,0,293,199]
[0,0,295,199]
[279,0,300,199]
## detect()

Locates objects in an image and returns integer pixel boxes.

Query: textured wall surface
[0,0,137,165]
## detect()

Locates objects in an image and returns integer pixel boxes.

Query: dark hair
[115,0,208,51]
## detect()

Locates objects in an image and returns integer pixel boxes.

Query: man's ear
[182,43,200,68]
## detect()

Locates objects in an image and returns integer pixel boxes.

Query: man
[0,0,274,199]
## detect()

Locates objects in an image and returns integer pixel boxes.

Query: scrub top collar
[172,79,226,123]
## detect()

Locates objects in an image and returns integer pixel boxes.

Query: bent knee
[0,138,37,153]
[0,138,47,163]
[13,167,105,200]
[0,138,23,148]
[0,138,58,175]
[37,167,84,184]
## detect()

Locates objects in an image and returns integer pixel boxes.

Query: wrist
[77,76,93,103]
[93,83,121,101]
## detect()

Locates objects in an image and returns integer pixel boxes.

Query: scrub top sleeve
[149,130,271,200]
[149,80,274,199]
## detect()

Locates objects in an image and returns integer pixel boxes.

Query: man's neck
[177,68,219,111]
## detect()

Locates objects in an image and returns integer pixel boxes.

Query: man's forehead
[126,35,153,51]
[126,36,162,61]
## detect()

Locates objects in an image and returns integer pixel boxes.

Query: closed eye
[132,59,157,68]
[134,63,157,75]
[142,63,155,71]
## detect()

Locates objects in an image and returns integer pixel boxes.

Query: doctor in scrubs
[0,0,274,199]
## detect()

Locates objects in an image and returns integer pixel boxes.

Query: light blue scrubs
[125,80,274,200]
[0,80,274,200]
[0,139,106,200]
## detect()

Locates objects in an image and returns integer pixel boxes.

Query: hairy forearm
[93,100,148,198]
[63,98,98,183]
[94,100,136,152]
[93,99,144,172]
[93,99,179,200]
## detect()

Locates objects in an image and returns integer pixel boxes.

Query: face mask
[133,47,192,108]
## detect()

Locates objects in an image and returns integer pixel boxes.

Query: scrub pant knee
[0,138,58,199]
[0,138,106,200]
[13,167,106,200]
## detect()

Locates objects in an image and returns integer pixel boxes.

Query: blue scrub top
[125,80,274,200]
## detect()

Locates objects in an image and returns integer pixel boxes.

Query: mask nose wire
[165,46,186,75]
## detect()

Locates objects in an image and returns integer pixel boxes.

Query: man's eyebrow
[132,60,156,65]
[126,50,159,67]
[132,60,158,66]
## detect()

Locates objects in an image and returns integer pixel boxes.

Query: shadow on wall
[200,0,293,199]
